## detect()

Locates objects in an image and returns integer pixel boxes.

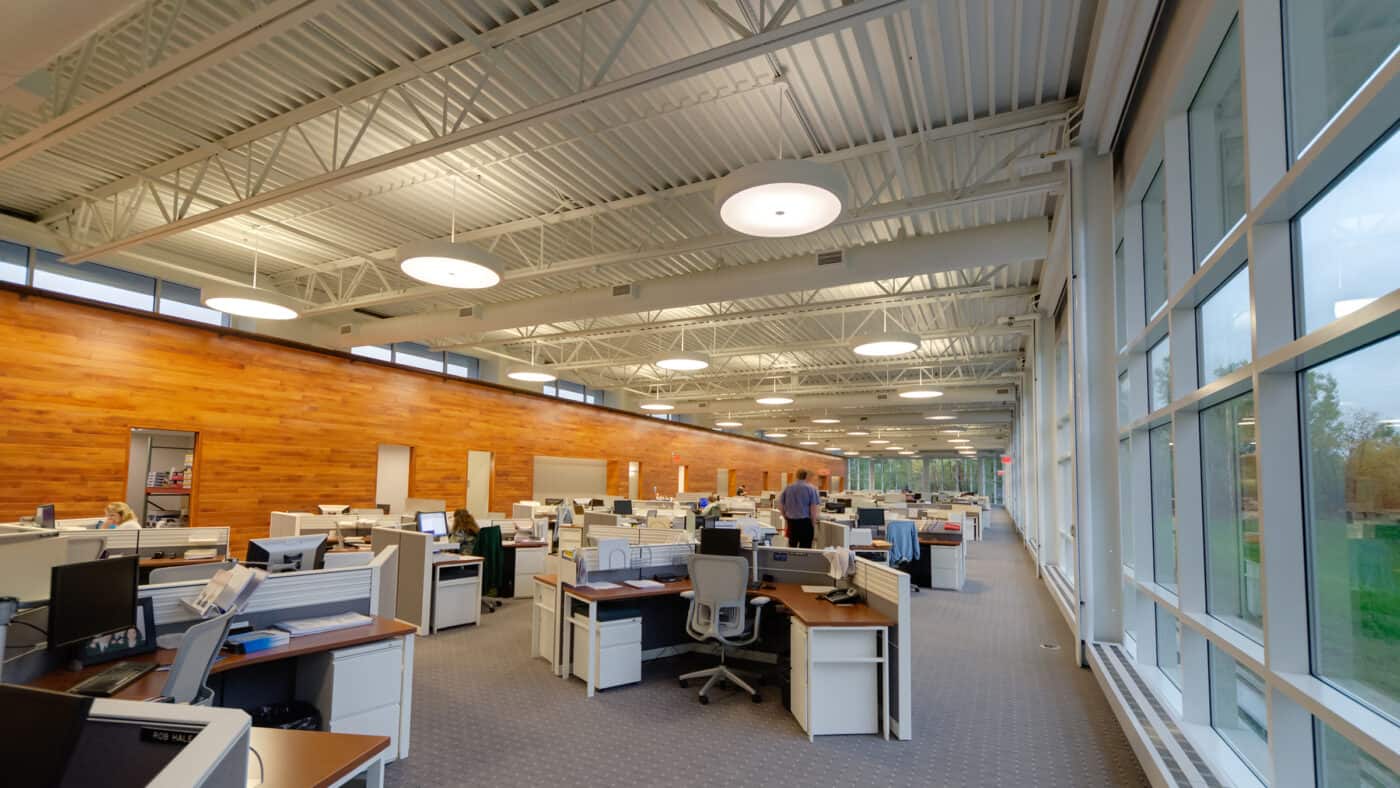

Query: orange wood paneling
[0,291,843,554]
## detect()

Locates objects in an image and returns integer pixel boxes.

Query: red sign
[672,452,681,464]
[1001,455,1012,464]
[996,470,1005,477]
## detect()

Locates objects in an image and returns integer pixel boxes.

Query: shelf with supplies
[145,486,193,495]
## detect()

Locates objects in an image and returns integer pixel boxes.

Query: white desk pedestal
[789,620,889,741]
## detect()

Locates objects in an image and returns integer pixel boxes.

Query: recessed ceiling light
[507,367,557,383]
[812,417,840,424]
[715,159,847,238]
[851,330,920,357]
[899,387,944,399]
[766,432,788,438]
[203,286,300,320]
[398,240,504,288]
[715,420,743,428]
[640,401,674,412]
[756,395,794,406]
[925,414,957,421]
[846,430,869,436]
[655,351,710,371]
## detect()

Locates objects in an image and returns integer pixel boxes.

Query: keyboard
[70,661,157,697]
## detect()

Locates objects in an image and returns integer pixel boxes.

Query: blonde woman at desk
[103,502,142,529]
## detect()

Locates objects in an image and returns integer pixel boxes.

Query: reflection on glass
[1143,167,1169,316]
[1198,266,1251,385]
[1119,372,1132,426]
[1189,19,1245,264]
[1203,393,1261,641]
[32,253,156,311]
[1120,437,1134,569]
[1149,337,1172,412]
[1151,422,1177,591]
[1316,718,1400,787]
[1297,128,1400,334]
[351,345,391,361]
[1124,577,1137,645]
[1209,645,1269,778]
[1287,0,1400,156]
[1303,334,1400,723]
[1157,603,1182,690]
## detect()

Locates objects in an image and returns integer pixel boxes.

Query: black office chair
[471,525,504,613]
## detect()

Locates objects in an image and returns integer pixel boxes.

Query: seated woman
[452,509,480,553]
[103,502,142,529]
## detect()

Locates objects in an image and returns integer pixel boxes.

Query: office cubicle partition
[852,557,912,740]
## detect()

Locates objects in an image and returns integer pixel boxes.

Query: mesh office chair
[678,554,769,704]
[148,559,236,584]
[157,611,235,705]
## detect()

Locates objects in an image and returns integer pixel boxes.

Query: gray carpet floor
[384,510,1148,787]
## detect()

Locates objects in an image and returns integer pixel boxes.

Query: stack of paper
[623,579,664,589]
[273,611,373,637]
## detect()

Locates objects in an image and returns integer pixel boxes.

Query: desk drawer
[329,703,400,760]
[514,547,547,574]
[296,639,403,721]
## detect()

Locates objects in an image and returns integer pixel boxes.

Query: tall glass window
[1189,19,1245,264]
[1208,644,1269,778]
[1286,0,1400,157]
[392,342,445,373]
[1118,372,1132,426]
[1302,334,1400,723]
[351,345,392,361]
[1151,422,1177,591]
[1115,239,1129,348]
[1143,166,1169,316]
[445,352,479,379]
[1316,718,1400,787]
[32,252,156,311]
[0,240,26,285]
[1149,337,1172,412]
[1202,393,1261,641]
[1296,127,1400,335]
[1157,604,1182,690]
[1120,437,1134,569]
[1197,266,1252,385]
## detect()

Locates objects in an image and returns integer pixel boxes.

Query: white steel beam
[330,217,1049,348]
[53,0,911,264]
[541,336,1026,372]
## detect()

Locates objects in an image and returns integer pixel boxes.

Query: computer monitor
[0,685,94,786]
[856,507,885,527]
[544,498,563,506]
[588,498,604,508]
[699,527,742,556]
[246,534,329,573]
[36,503,56,528]
[613,499,633,515]
[417,510,449,538]
[317,504,350,515]
[572,503,585,516]
[47,556,139,649]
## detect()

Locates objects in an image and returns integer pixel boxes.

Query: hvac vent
[815,250,844,266]
[875,394,888,400]
[996,388,1011,395]
[338,324,353,335]
[612,284,635,297]
[458,306,474,318]
[697,402,707,408]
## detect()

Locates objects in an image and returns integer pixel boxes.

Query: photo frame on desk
[79,596,155,666]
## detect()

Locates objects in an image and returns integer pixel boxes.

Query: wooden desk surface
[248,728,389,788]
[557,578,893,628]
[534,573,558,586]
[27,616,416,700]
[138,556,221,569]
[503,540,548,549]
[433,555,483,567]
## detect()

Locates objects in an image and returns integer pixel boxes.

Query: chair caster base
[750,692,762,703]
[698,694,709,705]
[678,679,688,688]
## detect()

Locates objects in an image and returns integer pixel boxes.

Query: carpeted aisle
[384,509,1147,787]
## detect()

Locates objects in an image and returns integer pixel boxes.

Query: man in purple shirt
[778,469,822,549]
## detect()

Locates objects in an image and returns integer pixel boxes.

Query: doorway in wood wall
[628,461,640,499]
[466,450,492,517]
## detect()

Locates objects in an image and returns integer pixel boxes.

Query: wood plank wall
[0,291,844,554]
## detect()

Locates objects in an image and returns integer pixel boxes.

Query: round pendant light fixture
[869,439,890,445]
[948,438,971,444]
[899,387,944,399]
[851,308,919,357]
[847,430,869,436]
[715,419,743,428]
[766,432,788,438]
[398,177,504,289]
[656,327,709,371]
[925,414,957,421]
[843,451,860,456]
[640,386,674,412]
[203,230,300,320]
[716,159,847,238]
[824,446,842,452]
[885,446,904,451]
[507,342,556,383]
[799,439,819,446]
[755,378,794,406]
[898,450,916,455]
[811,417,840,425]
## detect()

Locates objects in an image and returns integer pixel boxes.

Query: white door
[677,466,686,494]
[716,469,729,497]
[467,451,492,517]
[376,444,412,513]
[627,461,640,499]
[780,472,790,488]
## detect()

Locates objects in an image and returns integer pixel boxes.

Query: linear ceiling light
[715,158,847,238]
[203,230,299,320]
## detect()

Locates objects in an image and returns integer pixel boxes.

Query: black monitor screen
[857,507,885,527]
[613,499,633,515]
[699,527,742,556]
[48,557,138,648]
[417,511,449,537]
[37,504,56,528]
[544,498,563,506]
[588,498,604,508]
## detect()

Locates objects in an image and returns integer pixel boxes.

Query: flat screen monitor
[544,498,563,506]
[246,534,328,573]
[37,503,56,528]
[417,511,449,538]
[0,685,93,786]
[47,557,139,648]
[572,503,585,516]
[613,499,633,515]
[856,507,885,527]
[588,498,604,508]
[699,527,742,556]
